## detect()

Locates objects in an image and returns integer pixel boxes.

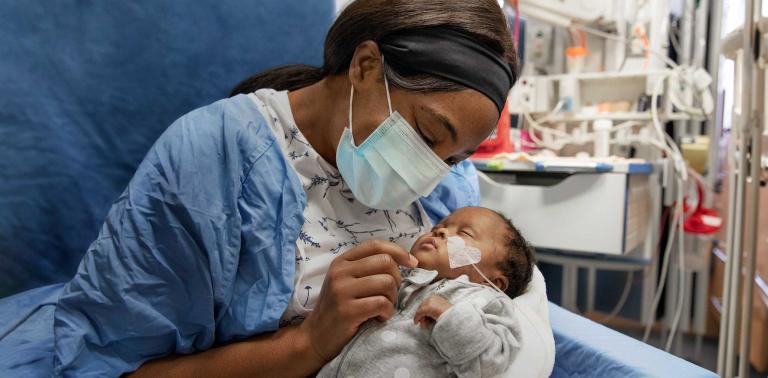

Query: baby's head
[411,206,535,298]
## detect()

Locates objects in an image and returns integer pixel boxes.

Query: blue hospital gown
[0,93,480,377]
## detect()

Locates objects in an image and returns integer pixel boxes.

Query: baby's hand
[413,294,453,328]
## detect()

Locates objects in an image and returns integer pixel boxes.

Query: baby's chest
[334,285,494,377]
[342,317,447,376]
[395,279,494,318]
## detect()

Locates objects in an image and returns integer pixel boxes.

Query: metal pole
[724,75,747,378]
[649,0,671,71]
[717,116,740,376]
[694,0,711,135]
[705,0,724,209]
[726,1,756,375]
[738,95,762,378]
[694,239,712,358]
[586,267,596,314]
[676,0,696,138]
[693,0,710,68]
[717,112,738,377]
[738,4,762,375]
[642,170,662,326]
[708,0,726,370]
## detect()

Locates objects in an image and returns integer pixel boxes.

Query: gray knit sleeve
[430,296,521,377]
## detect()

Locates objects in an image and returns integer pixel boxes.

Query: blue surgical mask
[336,71,451,210]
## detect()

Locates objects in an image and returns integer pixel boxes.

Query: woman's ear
[347,40,384,90]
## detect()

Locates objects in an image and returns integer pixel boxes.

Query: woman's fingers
[333,241,416,309]
[341,240,418,268]
[338,253,403,282]
[300,240,419,362]
[345,274,400,305]
[350,296,396,322]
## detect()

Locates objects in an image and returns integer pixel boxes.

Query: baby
[317,206,536,378]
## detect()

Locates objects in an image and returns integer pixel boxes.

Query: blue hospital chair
[0,1,716,376]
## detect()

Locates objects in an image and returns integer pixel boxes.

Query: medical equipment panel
[479,170,651,256]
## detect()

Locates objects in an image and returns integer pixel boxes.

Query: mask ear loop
[347,55,393,144]
[471,264,507,296]
[348,85,355,142]
[382,55,393,115]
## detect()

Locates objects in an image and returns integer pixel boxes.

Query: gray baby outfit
[317,268,522,378]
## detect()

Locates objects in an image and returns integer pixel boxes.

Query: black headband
[378,27,516,113]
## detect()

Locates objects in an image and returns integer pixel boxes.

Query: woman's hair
[230,0,518,97]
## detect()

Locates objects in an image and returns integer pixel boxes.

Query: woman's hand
[414,294,453,328]
[300,240,419,362]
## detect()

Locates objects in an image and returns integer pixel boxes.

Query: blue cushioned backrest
[0,1,334,297]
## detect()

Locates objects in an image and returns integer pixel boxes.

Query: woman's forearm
[126,325,325,378]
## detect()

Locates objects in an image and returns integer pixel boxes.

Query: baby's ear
[493,274,509,293]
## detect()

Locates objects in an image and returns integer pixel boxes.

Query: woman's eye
[419,131,435,147]
[413,119,436,147]
[461,230,473,237]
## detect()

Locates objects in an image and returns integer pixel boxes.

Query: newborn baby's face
[411,207,509,291]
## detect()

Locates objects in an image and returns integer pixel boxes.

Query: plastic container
[565,46,588,74]
[592,119,612,158]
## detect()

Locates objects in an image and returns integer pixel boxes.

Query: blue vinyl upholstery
[0,0,334,297]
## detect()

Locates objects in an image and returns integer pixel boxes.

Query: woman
[27,1,552,376]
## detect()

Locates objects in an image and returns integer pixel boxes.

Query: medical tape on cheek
[446,236,507,296]
[446,236,480,268]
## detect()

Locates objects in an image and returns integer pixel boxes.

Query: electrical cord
[641,71,689,350]
[643,200,681,342]
[522,98,643,151]
[664,176,687,351]
[597,271,636,323]
[522,100,569,150]
[669,20,683,58]
[522,65,710,157]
